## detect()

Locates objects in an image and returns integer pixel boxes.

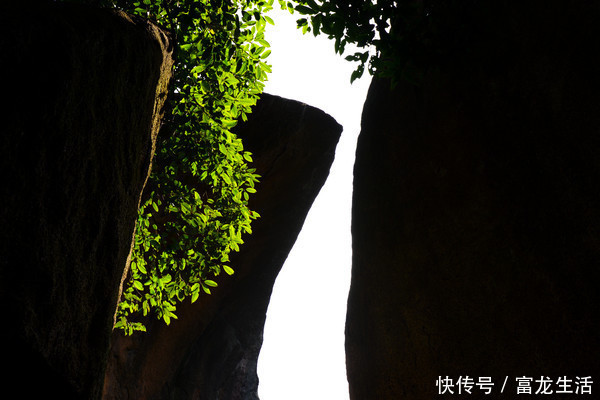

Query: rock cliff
[348,3,600,399]
[0,4,173,399]
[102,94,342,400]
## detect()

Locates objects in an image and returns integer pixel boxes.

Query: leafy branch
[71,0,275,335]
[279,0,437,84]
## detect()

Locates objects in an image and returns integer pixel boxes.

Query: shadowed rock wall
[0,3,173,399]
[103,94,342,400]
[347,2,600,399]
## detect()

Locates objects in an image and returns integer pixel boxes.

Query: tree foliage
[118,0,275,335]
[279,0,446,84]
[62,0,275,335]
[58,0,440,335]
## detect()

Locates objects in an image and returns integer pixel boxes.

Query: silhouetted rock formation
[0,4,173,399]
[102,94,342,400]
[347,3,600,399]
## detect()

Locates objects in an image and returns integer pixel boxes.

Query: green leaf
[114,317,126,329]
[223,265,235,275]
[204,279,218,287]
[221,172,232,185]
[295,4,315,15]
[137,262,147,275]
[223,119,238,128]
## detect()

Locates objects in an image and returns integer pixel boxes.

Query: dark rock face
[347,3,600,399]
[103,94,342,400]
[0,4,173,399]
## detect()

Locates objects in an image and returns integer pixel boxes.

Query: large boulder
[102,94,342,400]
[0,3,173,399]
[348,3,600,399]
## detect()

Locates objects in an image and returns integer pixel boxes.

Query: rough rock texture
[0,4,173,399]
[103,93,342,400]
[347,3,600,399]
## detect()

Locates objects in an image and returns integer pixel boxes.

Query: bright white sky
[257,6,372,400]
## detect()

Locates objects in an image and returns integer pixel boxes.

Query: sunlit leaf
[223,265,235,275]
